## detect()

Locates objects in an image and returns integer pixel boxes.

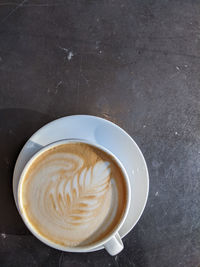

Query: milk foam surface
[20,143,126,247]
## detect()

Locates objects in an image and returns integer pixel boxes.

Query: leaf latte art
[21,143,127,247]
[47,159,111,227]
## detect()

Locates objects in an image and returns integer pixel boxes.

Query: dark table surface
[0,0,200,266]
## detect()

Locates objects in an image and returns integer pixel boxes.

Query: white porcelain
[17,139,131,255]
[13,115,149,252]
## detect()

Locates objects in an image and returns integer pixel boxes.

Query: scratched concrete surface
[0,0,200,266]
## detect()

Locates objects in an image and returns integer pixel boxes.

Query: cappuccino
[20,142,127,247]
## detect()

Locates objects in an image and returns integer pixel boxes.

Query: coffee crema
[20,143,127,247]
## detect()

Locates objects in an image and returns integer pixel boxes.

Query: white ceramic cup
[17,139,131,256]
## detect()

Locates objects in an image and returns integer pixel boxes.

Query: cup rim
[18,138,131,252]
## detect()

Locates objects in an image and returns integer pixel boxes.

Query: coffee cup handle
[104,232,124,256]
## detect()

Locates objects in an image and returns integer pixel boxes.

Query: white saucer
[13,115,149,252]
